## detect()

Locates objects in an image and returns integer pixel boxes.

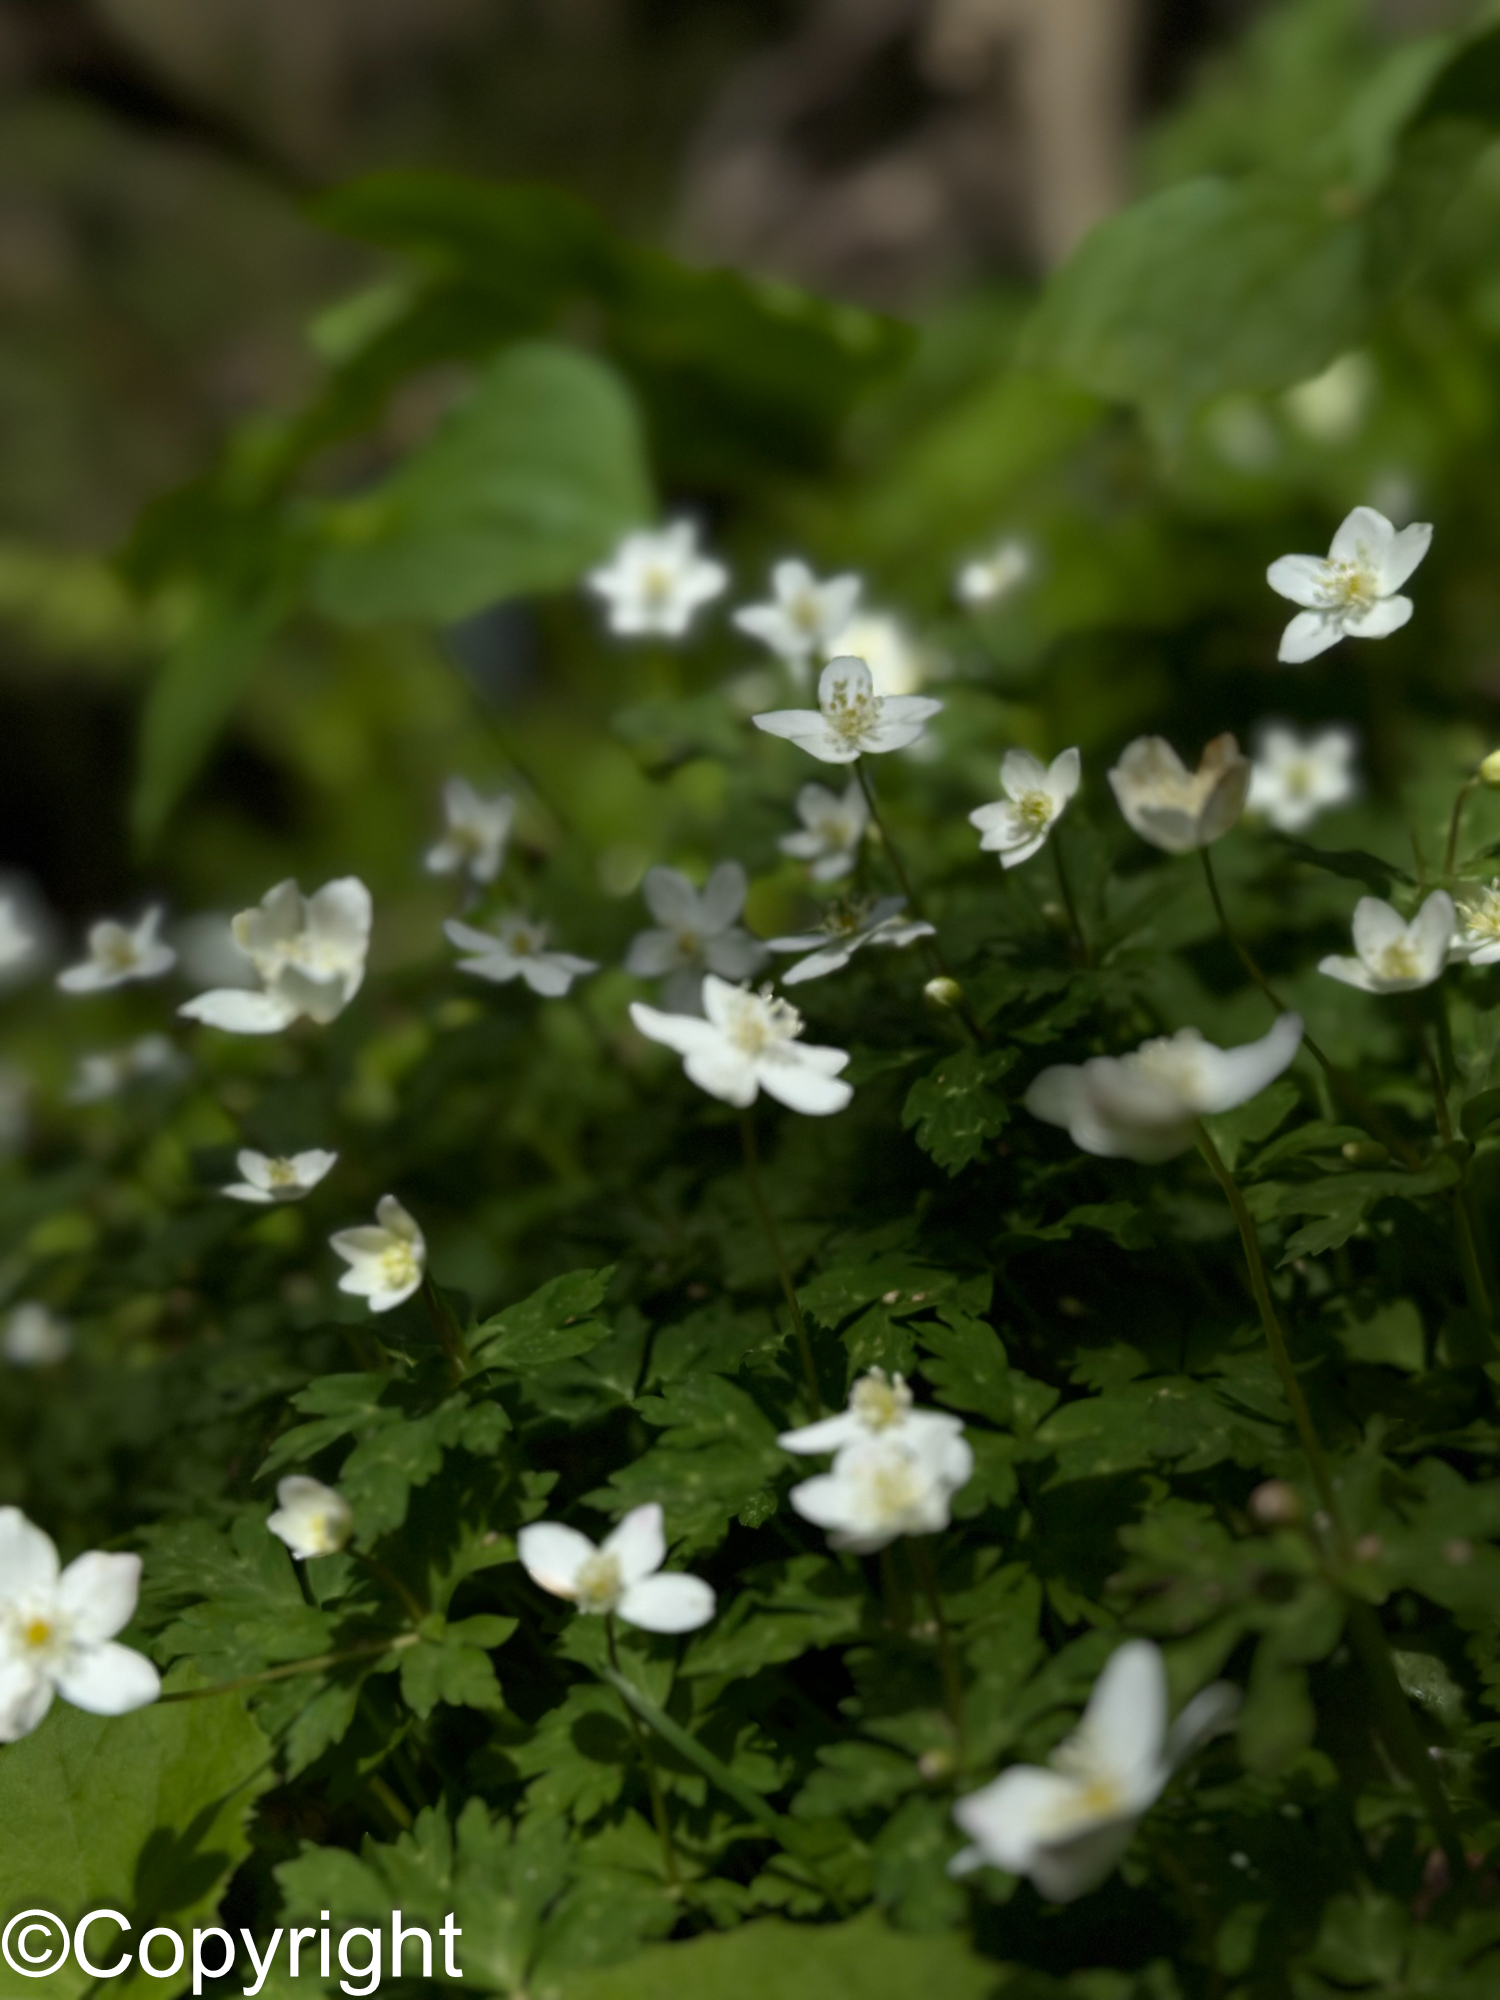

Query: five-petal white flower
[180,878,372,1034]
[425,778,514,886]
[222,1149,338,1205]
[1026,1014,1304,1164]
[446,915,597,997]
[1109,734,1250,854]
[779,779,869,881]
[518,1502,715,1633]
[0,1507,161,1742]
[630,976,852,1115]
[956,537,1032,609]
[68,1034,185,1104]
[753,657,942,765]
[1268,506,1432,665]
[1247,724,1358,833]
[767,895,934,986]
[970,748,1081,869]
[951,1640,1239,1901]
[733,560,862,677]
[330,1195,426,1313]
[780,1368,966,1456]
[1319,891,1454,995]
[625,863,768,1013]
[586,521,728,638]
[58,906,176,993]
[268,1476,353,1559]
[2,1303,72,1368]
[788,1424,974,1554]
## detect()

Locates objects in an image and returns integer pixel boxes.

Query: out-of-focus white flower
[956,537,1032,609]
[222,1149,338,1205]
[630,976,852,1115]
[971,748,1080,869]
[1319,892,1454,995]
[330,1195,426,1314]
[734,560,861,677]
[0,1507,160,1743]
[0,896,37,974]
[1247,724,1358,833]
[267,1477,353,1559]
[625,863,767,1013]
[767,894,933,986]
[788,1425,974,1554]
[1282,353,1375,444]
[780,1368,965,1456]
[780,779,869,882]
[171,913,260,991]
[2,1303,72,1368]
[1026,1014,1304,1164]
[425,778,514,886]
[824,612,926,695]
[1457,882,1500,967]
[519,1502,715,1633]
[446,915,596,997]
[951,1640,1239,1901]
[1109,735,1250,854]
[586,521,728,639]
[69,1034,185,1104]
[58,907,175,994]
[180,878,372,1034]
[754,657,942,765]
[1268,506,1431,665]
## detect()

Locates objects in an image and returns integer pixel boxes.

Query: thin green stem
[606,1618,679,1888]
[1409,1008,1494,1328]
[356,1550,428,1625]
[157,1633,420,1702]
[855,760,986,1041]
[1345,1599,1468,1887]
[740,1110,823,1417]
[1445,776,1478,877]
[422,1276,469,1383]
[908,1540,965,1754]
[1051,831,1092,967]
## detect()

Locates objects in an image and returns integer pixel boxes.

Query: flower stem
[1445,775,1478,877]
[157,1632,420,1701]
[1051,831,1092,967]
[355,1550,428,1625]
[855,760,986,1041]
[422,1276,469,1383]
[908,1539,965,1755]
[1408,1005,1495,1329]
[740,1109,823,1417]
[606,1617,679,1888]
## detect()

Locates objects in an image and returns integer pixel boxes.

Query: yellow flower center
[823,678,879,746]
[22,1616,53,1651]
[101,933,139,971]
[1377,940,1422,981]
[267,1159,299,1187]
[725,989,802,1057]
[642,565,674,608]
[572,1551,623,1614]
[380,1243,420,1292]
[1322,558,1378,614]
[850,1372,911,1431]
[1015,789,1055,831]
[1464,889,1500,943]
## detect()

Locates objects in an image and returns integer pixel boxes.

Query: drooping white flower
[425,778,514,886]
[625,863,768,1013]
[330,1195,426,1314]
[1318,891,1454,995]
[586,521,728,639]
[779,779,870,882]
[180,878,372,1035]
[0,896,37,974]
[754,657,942,766]
[630,976,852,1115]
[1268,506,1432,665]
[824,613,927,696]
[518,1502,715,1633]
[1109,734,1250,855]
[1025,1014,1304,1164]
[222,1149,338,1205]
[767,894,934,986]
[788,1425,974,1554]
[2,1303,72,1368]
[0,1508,160,1743]
[1246,724,1358,833]
[970,748,1081,869]
[57,906,175,994]
[1456,882,1500,966]
[956,537,1032,609]
[733,560,862,677]
[267,1476,353,1560]
[445,914,597,998]
[951,1639,1239,1901]
[779,1368,965,1456]
[68,1034,185,1104]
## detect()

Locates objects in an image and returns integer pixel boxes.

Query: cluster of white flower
[781,1369,973,1552]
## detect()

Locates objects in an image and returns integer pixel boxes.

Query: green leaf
[471,1266,615,1371]
[596,1378,783,1552]
[1278,1156,1462,1263]
[918,1312,1010,1425]
[901,1047,1018,1175]
[1035,1377,1281,1484]
[682,1557,867,1679]
[1273,837,1416,896]
[1461,1086,1500,1142]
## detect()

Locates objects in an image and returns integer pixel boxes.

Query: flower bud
[1249,1479,1302,1528]
[1479,750,1500,789]
[924,976,964,1012]
[918,1747,956,1784]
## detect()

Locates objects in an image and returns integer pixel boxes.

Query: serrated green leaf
[901,1047,1018,1175]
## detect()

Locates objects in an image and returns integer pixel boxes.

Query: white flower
[970,748,1081,869]
[0,1507,160,1743]
[1026,1014,1304,1164]
[0,896,37,974]
[586,521,728,638]
[824,612,926,696]
[57,906,175,994]
[788,1425,974,1554]
[267,1476,353,1560]
[767,894,934,986]
[222,1149,338,1205]
[68,1034,185,1104]
[425,778,514,885]
[779,1368,965,1456]
[446,914,596,997]
[180,878,372,1035]
[1319,891,1454,995]
[625,863,768,1013]
[1268,505,1432,665]
[753,657,942,765]
[330,1195,426,1313]
[630,976,852,1115]
[518,1502,715,1633]
[1246,724,1358,833]
[1457,882,1500,966]
[2,1303,72,1368]
[956,537,1032,609]
[733,560,862,676]
[951,1640,1239,1901]
[1109,734,1250,854]
[779,779,870,881]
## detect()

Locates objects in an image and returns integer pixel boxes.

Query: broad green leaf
[471,1267,615,1371]
[901,1047,1018,1175]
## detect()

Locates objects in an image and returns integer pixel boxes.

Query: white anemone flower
[1268,506,1432,665]
[0,1508,161,1743]
[734,560,862,678]
[1247,724,1359,833]
[625,863,768,1013]
[630,976,852,1115]
[779,1368,965,1456]
[951,1640,1239,1901]
[68,1034,185,1104]
[824,613,926,696]
[1109,734,1250,855]
[970,748,1081,869]
[1026,1014,1304,1164]
[1457,882,1500,966]
[0,896,38,973]
[779,779,869,882]
[330,1195,426,1314]
[57,906,175,994]
[788,1425,974,1554]
[267,1477,353,1560]
[767,895,934,986]
[518,1502,715,1634]
[446,914,597,998]
[586,521,728,639]
[2,1303,72,1368]
[1319,892,1454,995]
[222,1149,338,1205]
[956,538,1033,609]
[425,778,514,886]
[753,656,942,766]
[180,878,371,1035]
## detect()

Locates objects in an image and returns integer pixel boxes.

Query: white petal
[643,867,700,929]
[1351,895,1407,963]
[1329,505,1395,571]
[0,1659,53,1742]
[289,1150,338,1187]
[683,1044,761,1106]
[818,655,873,707]
[1082,1640,1169,1802]
[779,946,852,986]
[699,861,748,933]
[756,1060,852,1115]
[778,1412,864,1454]
[1165,1680,1242,1773]
[1319,953,1384,992]
[1266,554,1332,609]
[753,711,856,763]
[1190,1013,1304,1114]
[703,931,766,981]
[951,1765,1078,1873]
[57,1551,141,1643]
[179,989,300,1034]
[1376,522,1432,595]
[306,877,372,965]
[54,1641,161,1716]
[617,1572,716,1634]
[375,1195,422,1247]
[1344,595,1412,641]
[518,1522,594,1597]
[603,1503,665,1586]
[222,1183,275,1204]
[1029,1817,1141,1903]
[1278,611,1342,664]
[1048,746,1082,804]
[629,1001,726,1061]
[999,748,1048,799]
[626,930,683,978]
[0,1508,60,1602]
[1410,891,1456,982]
